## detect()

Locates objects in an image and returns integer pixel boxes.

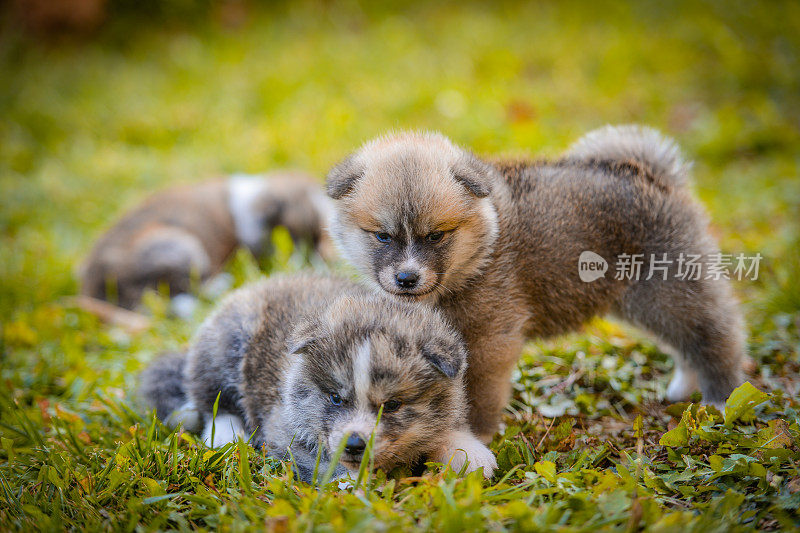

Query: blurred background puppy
[79,170,334,311]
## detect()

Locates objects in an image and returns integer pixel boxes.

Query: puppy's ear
[420,338,467,379]
[287,319,319,355]
[326,155,364,199]
[451,153,494,198]
[287,336,313,355]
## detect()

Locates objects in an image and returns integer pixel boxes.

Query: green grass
[1,0,800,530]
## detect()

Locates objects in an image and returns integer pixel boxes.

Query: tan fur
[80,172,333,309]
[80,180,234,309]
[327,127,747,441]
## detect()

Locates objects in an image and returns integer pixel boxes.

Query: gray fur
[139,351,192,425]
[140,273,496,481]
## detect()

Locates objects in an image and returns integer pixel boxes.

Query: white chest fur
[228,174,271,251]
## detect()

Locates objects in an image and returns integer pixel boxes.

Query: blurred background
[1,4,800,527]
[1,0,798,327]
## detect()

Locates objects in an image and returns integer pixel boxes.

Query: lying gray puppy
[139,273,496,481]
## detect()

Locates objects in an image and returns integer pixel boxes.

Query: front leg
[464,331,526,443]
[430,428,497,479]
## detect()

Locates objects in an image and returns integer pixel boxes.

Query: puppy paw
[201,413,245,448]
[164,401,202,433]
[666,366,699,402]
[433,430,497,479]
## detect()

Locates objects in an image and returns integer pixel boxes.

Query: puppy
[326,125,747,441]
[80,171,334,309]
[139,273,496,481]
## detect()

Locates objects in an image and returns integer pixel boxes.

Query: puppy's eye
[383,399,402,412]
[330,393,343,406]
[426,231,445,243]
[375,232,391,243]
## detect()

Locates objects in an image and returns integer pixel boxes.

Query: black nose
[344,433,366,455]
[395,271,419,289]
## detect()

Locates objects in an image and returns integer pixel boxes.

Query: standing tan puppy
[326,126,746,442]
[80,171,334,309]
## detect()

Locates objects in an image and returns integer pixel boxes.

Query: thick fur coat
[140,273,496,480]
[326,125,746,441]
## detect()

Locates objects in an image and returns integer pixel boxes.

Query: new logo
[578,251,608,282]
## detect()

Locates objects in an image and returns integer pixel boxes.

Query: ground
[1,1,799,531]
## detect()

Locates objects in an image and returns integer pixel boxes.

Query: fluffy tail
[566,124,690,189]
[139,351,201,432]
